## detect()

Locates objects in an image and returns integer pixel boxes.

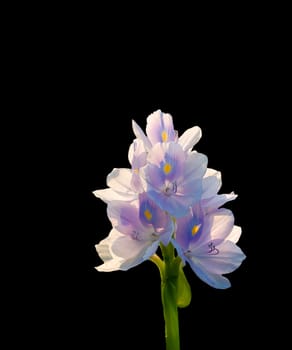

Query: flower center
[144,209,152,221]
[161,130,168,142]
[164,181,177,196]
[191,224,201,236]
[163,162,172,174]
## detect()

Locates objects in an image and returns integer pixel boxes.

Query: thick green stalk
[151,243,192,350]
[160,243,180,350]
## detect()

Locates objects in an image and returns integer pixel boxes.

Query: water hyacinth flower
[93,110,245,350]
[173,205,245,289]
[96,193,174,271]
[140,142,207,217]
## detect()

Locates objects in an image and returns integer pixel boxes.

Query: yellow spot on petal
[161,130,168,142]
[144,209,152,221]
[163,163,172,174]
[191,224,200,236]
[133,168,139,174]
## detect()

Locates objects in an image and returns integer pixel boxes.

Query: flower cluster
[94,110,245,289]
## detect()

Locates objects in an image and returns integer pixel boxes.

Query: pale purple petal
[107,200,141,236]
[171,238,187,265]
[193,240,246,274]
[130,172,145,193]
[202,192,238,213]
[202,168,222,199]
[142,164,165,189]
[174,208,194,250]
[147,189,193,218]
[190,208,234,250]
[146,110,177,144]
[128,139,147,169]
[142,145,206,217]
[138,192,174,245]
[146,142,185,182]
[187,256,231,289]
[184,151,208,181]
[132,119,152,150]
[178,126,202,152]
[178,152,207,199]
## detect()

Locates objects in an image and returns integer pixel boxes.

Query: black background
[13,12,283,348]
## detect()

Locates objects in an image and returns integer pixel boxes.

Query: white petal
[95,229,125,272]
[226,225,242,243]
[128,142,134,165]
[208,208,234,241]
[95,228,159,272]
[93,188,136,202]
[132,119,152,150]
[202,168,222,199]
[107,168,134,192]
[111,235,159,270]
[178,126,202,152]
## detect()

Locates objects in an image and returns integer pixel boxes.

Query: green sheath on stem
[151,243,192,350]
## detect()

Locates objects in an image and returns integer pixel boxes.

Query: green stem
[161,275,180,350]
[156,243,181,350]
[150,241,192,349]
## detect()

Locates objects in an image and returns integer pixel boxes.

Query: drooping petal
[187,255,232,289]
[178,126,202,152]
[193,240,246,274]
[146,109,177,144]
[111,234,160,270]
[171,238,187,265]
[186,208,234,255]
[95,228,160,272]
